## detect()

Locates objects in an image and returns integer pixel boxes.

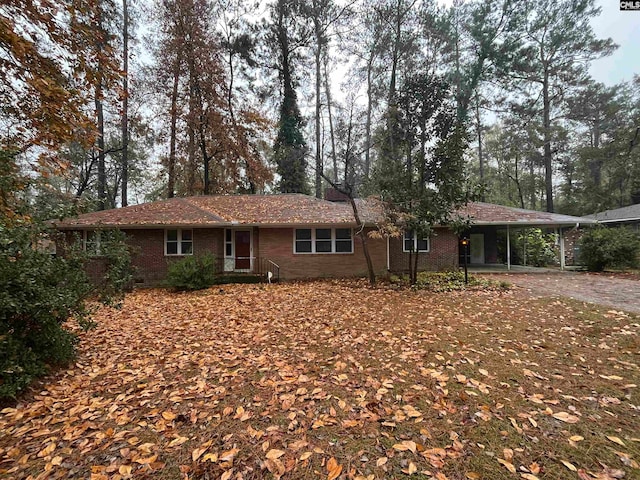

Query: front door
[470,233,485,264]
[234,230,251,270]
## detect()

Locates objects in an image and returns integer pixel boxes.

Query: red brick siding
[258,227,387,280]
[126,228,224,286]
[63,228,225,286]
[389,227,458,272]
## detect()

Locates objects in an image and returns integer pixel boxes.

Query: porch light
[460,237,469,284]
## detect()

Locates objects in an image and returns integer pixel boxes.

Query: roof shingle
[53,195,597,229]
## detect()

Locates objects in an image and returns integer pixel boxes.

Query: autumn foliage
[1,281,638,479]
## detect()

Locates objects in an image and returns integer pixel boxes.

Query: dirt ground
[481,271,640,313]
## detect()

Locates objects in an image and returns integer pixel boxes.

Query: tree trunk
[475,91,485,201]
[314,22,322,198]
[323,56,338,184]
[364,51,375,180]
[95,7,106,211]
[542,70,554,212]
[95,89,106,210]
[348,197,376,286]
[167,56,180,198]
[120,0,129,207]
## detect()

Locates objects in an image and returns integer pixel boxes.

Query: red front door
[234,230,251,270]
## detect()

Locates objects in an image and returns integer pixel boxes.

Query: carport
[456,202,598,270]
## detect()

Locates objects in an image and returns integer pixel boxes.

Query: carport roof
[457,202,598,227]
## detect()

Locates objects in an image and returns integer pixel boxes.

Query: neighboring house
[53,195,597,285]
[585,204,640,233]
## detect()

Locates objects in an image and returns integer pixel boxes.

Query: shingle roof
[54,194,381,228]
[53,195,597,229]
[456,202,597,226]
[584,203,640,223]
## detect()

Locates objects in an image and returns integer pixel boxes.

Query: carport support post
[559,227,565,271]
[506,224,511,271]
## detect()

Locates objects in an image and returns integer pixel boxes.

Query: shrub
[0,223,134,400]
[416,271,486,291]
[513,228,557,267]
[96,230,135,306]
[579,226,640,272]
[0,224,91,399]
[166,253,217,291]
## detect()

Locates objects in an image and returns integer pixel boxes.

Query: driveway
[481,271,640,314]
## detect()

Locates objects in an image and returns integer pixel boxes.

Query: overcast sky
[590,0,639,85]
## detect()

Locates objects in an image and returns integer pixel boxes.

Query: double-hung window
[165,229,193,255]
[403,230,429,252]
[294,228,353,254]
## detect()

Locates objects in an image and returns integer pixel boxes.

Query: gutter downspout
[506,224,511,271]
[559,226,565,271]
[386,235,390,272]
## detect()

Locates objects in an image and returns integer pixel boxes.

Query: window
[315,228,332,253]
[403,230,430,252]
[165,229,193,255]
[294,228,353,254]
[295,229,312,253]
[335,228,352,253]
[84,231,103,256]
[225,229,233,257]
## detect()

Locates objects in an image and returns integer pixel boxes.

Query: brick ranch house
[53,194,597,285]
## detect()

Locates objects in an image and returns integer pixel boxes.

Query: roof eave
[470,220,598,226]
[597,217,640,223]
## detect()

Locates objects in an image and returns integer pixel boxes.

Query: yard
[1,281,639,480]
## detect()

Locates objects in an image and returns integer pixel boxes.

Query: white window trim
[293,228,354,254]
[224,228,234,259]
[402,231,430,253]
[164,228,194,256]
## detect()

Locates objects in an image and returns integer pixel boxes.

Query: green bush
[513,228,557,267]
[166,253,217,291]
[415,271,486,291]
[96,230,135,306]
[0,224,91,399]
[579,226,640,272]
[0,223,134,400]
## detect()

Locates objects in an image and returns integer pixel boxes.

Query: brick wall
[258,227,388,280]
[63,228,225,287]
[127,228,224,286]
[389,227,458,273]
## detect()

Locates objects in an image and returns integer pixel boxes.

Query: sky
[589,0,640,85]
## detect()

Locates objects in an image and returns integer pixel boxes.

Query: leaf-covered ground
[1,280,639,480]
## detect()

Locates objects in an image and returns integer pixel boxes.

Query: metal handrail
[215,256,280,282]
[266,259,280,283]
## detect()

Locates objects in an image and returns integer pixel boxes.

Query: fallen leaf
[552,412,579,424]
[393,440,417,453]
[606,436,626,447]
[219,448,239,462]
[327,457,343,480]
[498,458,516,473]
[162,411,176,421]
[118,465,132,476]
[266,449,285,460]
[168,436,189,447]
[561,460,577,471]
